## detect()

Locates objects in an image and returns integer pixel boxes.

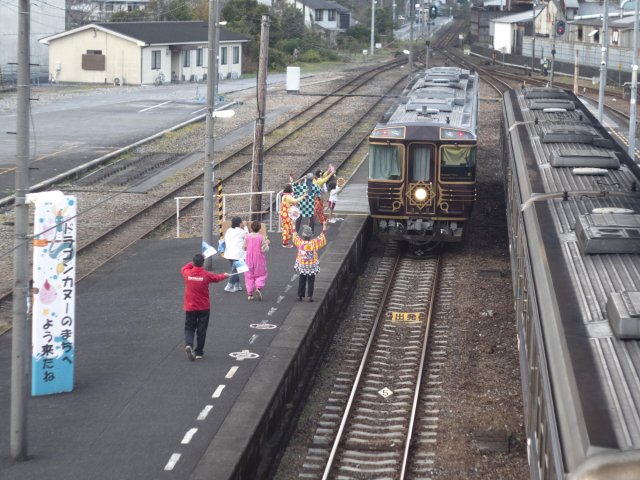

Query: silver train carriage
[368,66,479,245]
[502,86,640,479]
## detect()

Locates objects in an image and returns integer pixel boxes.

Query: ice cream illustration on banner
[39,278,57,304]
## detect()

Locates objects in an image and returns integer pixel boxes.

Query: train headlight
[414,187,428,201]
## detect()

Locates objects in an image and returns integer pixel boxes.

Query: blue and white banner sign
[28,191,77,396]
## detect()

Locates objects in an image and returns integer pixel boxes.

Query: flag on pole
[233,259,249,273]
[202,240,217,258]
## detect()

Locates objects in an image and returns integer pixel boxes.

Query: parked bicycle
[154,72,165,86]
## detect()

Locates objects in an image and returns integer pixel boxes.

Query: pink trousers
[245,270,268,295]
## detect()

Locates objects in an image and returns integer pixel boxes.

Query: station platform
[0,169,372,479]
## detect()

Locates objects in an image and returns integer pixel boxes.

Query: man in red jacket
[181,253,229,361]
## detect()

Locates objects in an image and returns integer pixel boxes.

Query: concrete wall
[1,0,65,82]
[48,29,141,84]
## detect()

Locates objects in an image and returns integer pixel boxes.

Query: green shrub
[268,48,292,69]
[299,49,322,63]
[276,39,300,55]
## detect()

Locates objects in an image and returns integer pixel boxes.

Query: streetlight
[203,0,222,269]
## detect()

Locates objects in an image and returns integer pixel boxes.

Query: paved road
[0,74,285,199]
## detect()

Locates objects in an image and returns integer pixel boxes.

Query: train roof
[503,86,640,466]
[383,67,478,135]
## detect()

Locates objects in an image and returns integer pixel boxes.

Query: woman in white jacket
[223,216,247,292]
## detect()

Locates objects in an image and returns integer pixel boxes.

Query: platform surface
[0,211,364,479]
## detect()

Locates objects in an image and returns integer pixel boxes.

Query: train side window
[440,146,476,181]
[410,144,431,181]
[369,144,402,180]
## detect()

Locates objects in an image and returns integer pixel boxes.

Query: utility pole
[408,3,414,86]
[11,0,30,461]
[370,0,376,56]
[628,0,639,158]
[550,15,556,87]
[598,0,609,122]
[573,48,579,94]
[530,1,536,75]
[203,0,220,270]
[251,15,269,222]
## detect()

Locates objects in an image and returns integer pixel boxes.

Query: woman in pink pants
[245,220,270,300]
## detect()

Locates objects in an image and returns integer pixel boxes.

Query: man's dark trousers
[185,310,210,356]
[297,274,316,299]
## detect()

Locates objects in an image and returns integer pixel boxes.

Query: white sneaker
[224,284,234,292]
[329,219,336,223]
[234,285,243,292]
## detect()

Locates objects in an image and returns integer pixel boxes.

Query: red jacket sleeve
[206,272,227,283]
[181,262,194,278]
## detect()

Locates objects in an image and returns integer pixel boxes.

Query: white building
[0,0,66,81]
[289,0,351,30]
[39,21,249,86]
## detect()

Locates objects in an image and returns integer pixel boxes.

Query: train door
[406,143,436,214]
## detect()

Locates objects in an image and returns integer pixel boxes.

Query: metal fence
[174,190,277,238]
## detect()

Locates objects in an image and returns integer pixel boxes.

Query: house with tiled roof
[287,0,351,31]
[39,21,249,85]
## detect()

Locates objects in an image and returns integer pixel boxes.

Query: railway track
[298,245,456,479]
[0,59,408,324]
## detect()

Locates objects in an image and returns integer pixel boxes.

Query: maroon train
[368,66,479,246]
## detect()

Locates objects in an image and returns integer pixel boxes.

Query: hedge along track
[0,59,408,324]
[299,245,456,479]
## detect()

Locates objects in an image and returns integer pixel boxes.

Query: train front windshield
[369,144,402,180]
[440,146,476,181]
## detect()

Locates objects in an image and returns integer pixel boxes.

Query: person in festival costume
[291,173,321,233]
[313,168,335,226]
[245,220,270,300]
[280,182,306,248]
[292,221,327,302]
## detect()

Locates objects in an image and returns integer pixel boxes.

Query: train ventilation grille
[541,123,610,146]
[406,98,454,112]
[576,213,640,254]
[551,149,620,168]
[606,291,640,339]
[524,87,573,99]
[529,99,575,110]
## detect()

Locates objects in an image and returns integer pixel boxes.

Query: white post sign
[29,191,77,396]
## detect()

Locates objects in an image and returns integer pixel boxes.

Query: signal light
[556,20,565,36]
[429,5,438,19]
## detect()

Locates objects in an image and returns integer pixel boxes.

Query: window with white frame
[151,50,161,69]
[221,47,228,65]
[197,48,203,66]
[328,10,336,21]
[233,46,240,64]
[183,50,191,67]
[315,9,323,21]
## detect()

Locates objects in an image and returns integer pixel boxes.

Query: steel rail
[400,252,442,479]
[321,252,402,480]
